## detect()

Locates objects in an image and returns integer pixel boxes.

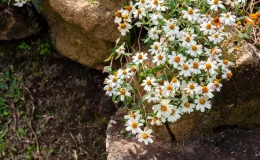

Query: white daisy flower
[167,106,181,123]
[152,52,167,66]
[181,99,195,113]
[116,43,126,55]
[163,19,180,37]
[124,111,142,121]
[118,22,132,36]
[137,128,153,145]
[148,27,161,40]
[117,68,132,79]
[132,52,148,64]
[222,70,233,79]
[144,90,160,103]
[14,0,26,7]
[105,75,123,88]
[225,0,239,7]
[208,32,224,44]
[208,0,225,11]
[170,77,181,89]
[149,41,163,55]
[141,77,157,92]
[220,12,236,26]
[168,51,187,68]
[161,81,176,97]
[121,10,132,22]
[200,21,216,35]
[152,99,173,118]
[148,0,167,11]
[186,44,203,57]
[217,59,234,71]
[198,84,215,98]
[149,12,163,25]
[147,116,165,125]
[133,7,146,19]
[125,119,143,134]
[200,58,219,76]
[136,0,148,8]
[204,47,222,60]
[198,13,213,23]
[181,33,196,47]
[189,58,202,75]
[184,82,199,95]
[182,7,200,23]
[118,88,131,101]
[104,84,117,96]
[114,10,123,23]
[178,62,192,77]
[208,79,223,92]
[195,96,211,112]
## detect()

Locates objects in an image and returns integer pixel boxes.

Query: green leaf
[32,0,41,13]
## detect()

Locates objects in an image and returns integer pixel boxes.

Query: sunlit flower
[137,128,153,145]
[208,0,225,11]
[195,96,211,112]
[126,119,143,134]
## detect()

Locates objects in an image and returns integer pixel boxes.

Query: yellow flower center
[184,102,190,108]
[115,11,121,17]
[161,105,167,111]
[152,30,157,34]
[138,9,142,14]
[142,133,148,139]
[174,56,180,62]
[131,66,136,72]
[123,14,129,20]
[124,6,132,12]
[193,62,199,69]
[223,59,229,65]
[151,93,155,97]
[146,80,152,85]
[120,23,126,29]
[234,47,239,51]
[120,89,126,95]
[130,113,136,118]
[206,23,212,29]
[123,70,127,75]
[131,122,138,128]
[167,85,172,90]
[214,79,219,86]
[171,77,177,83]
[152,117,157,122]
[158,55,163,60]
[227,72,232,79]
[171,109,175,115]
[140,0,145,3]
[202,86,208,93]
[192,45,198,51]
[153,44,159,50]
[183,64,189,70]
[112,77,117,82]
[213,0,218,4]
[169,24,175,30]
[225,14,230,18]
[188,8,193,15]
[214,33,219,38]
[108,87,112,91]
[185,36,191,42]
[189,83,195,89]
[154,0,158,4]
[138,54,143,59]
[199,98,206,104]
[206,63,212,69]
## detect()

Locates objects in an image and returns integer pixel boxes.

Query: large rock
[40,0,125,70]
[0,4,38,40]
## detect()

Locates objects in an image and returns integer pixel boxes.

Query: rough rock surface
[40,0,125,70]
[0,4,38,40]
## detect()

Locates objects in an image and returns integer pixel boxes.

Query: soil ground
[0,34,117,160]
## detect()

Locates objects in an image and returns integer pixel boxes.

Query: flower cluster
[104,0,251,145]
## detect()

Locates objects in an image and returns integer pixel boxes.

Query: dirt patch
[0,34,116,159]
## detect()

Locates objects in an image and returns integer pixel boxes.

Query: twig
[138,25,143,52]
